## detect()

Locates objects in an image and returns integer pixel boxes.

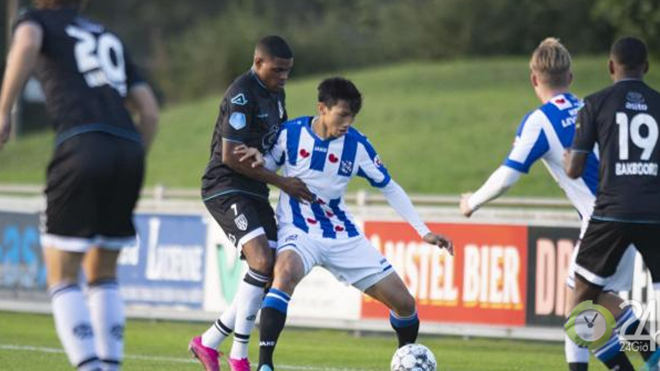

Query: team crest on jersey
[229,112,246,130]
[231,93,248,106]
[278,100,284,119]
[234,214,248,231]
[340,160,353,175]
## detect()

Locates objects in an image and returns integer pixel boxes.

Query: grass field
[2,56,660,196]
[0,310,644,370]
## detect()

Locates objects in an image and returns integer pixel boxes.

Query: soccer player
[0,1,159,370]
[566,36,660,371]
[237,77,453,371]
[459,38,649,371]
[189,36,314,371]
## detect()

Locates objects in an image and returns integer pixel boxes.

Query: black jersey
[16,8,144,145]
[201,70,287,200]
[573,80,660,222]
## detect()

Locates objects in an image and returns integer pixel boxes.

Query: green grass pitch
[0,310,640,370]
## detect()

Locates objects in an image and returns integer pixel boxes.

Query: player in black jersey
[189,36,313,371]
[566,37,660,371]
[0,1,159,370]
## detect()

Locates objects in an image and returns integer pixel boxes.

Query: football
[391,343,437,371]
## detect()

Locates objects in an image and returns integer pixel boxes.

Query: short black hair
[317,77,362,115]
[256,35,293,59]
[611,36,648,72]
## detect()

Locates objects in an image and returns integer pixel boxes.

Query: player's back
[506,93,598,226]
[582,80,660,221]
[17,8,140,140]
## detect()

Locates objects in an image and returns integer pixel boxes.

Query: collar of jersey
[249,69,269,91]
[304,116,342,143]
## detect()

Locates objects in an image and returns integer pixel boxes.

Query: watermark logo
[565,301,616,349]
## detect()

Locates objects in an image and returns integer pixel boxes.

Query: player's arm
[460,166,522,217]
[461,112,545,217]
[126,85,159,151]
[356,137,453,254]
[222,140,314,202]
[566,103,595,178]
[0,21,43,149]
[381,181,454,255]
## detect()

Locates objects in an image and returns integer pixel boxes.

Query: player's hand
[0,115,11,150]
[459,193,474,217]
[234,144,264,168]
[280,177,316,203]
[423,232,454,256]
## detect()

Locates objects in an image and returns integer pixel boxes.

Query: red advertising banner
[362,221,528,326]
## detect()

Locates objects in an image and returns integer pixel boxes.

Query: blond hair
[530,37,572,88]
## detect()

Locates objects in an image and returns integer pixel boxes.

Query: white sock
[50,284,101,371]
[565,333,590,364]
[230,269,269,360]
[202,300,237,349]
[88,279,124,371]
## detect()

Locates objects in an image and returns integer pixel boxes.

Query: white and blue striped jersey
[503,93,600,232]
[265,116,390,239]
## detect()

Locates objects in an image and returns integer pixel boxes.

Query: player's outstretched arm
[380,180,453,255]
[460,165,522,217]
[222,139,315,202]
[0,22,43,149]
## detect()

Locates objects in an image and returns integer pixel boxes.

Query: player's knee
[248,253,274,276]
[394,292,417,317]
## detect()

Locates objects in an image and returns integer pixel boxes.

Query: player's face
[320,100,354,138]
[255,56,294,92]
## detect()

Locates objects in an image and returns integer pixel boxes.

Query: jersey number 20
[616,112,658,160]
[65,25,127,96]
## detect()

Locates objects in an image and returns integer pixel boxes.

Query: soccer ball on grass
[391,343,437,371]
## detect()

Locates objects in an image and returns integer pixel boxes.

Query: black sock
[568,363,588,371]
[389,311,419,348]
[257,288,290,370]
[602,353,635,371]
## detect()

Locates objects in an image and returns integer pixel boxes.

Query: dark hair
[610,37,648,72]
[317,77,362,115]
[255,35,293,59]
[33,0,85,9]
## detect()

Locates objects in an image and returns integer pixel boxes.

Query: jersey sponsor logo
[314,146,328,153]
[626,92,648,111]
[257,113,269,118]
[229,112,247,130]
[234,214,249,231]
[230,93,248,106]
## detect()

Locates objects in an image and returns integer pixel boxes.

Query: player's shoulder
[281,115,312,130]
[224,72,258,105]
[584,85,618,106]
[541,93,582,111]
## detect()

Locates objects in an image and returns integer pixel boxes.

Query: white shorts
[277,227,394,291]
[567,240,636,292]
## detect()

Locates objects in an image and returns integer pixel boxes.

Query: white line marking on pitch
[0,344,372,371]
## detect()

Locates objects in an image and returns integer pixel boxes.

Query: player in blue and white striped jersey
[237,77,453,371]
[459,38,643,371]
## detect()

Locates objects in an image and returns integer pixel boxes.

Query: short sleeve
[502,110,549,173]
[571,99,597,153]
[219,89,254,143]
[356,135,391,188]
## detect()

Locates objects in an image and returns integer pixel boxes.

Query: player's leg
[572,220,635,371]
[83,248,124,371]
[41,137,105,371]
[257,247,308,371]
[89,137,143,371]
[365,273,419,348]
[630,224,660,370]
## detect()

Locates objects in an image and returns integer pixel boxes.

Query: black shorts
[42,133,144,251]
[204,193,277,250]
[575,219,660,286]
